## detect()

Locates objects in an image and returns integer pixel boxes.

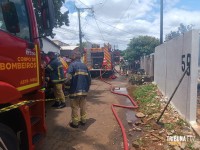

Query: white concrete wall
[144,56,149,74]
[42,38,60,54]
[154,29,199,122]
[140,54,154,77]
[140,56,145,70]
[149,54,154,77]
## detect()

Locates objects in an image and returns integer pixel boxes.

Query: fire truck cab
[0,0,54,149]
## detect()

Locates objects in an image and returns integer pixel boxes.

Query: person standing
[119,59,126,74]
[66,51,91,128]
[124,60,129,76]
[46,52,66,109]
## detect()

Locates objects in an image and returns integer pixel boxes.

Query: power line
[84,33,129,45]
[71,1,134,49]
[83,12,132,39]
[95,17,133,35]
[110,0,134,35]
[84,31,130,43]
[76,6,93,53]
[55,23,130,44]
[76,0,90,8]
[82,19,112,35]
[55,28,79,34]
[91,14,107,43]
[56,27,99,40]
[74,2,132,46]
[83,35,92,43]
[55,29,125,45]
[54,25,129,48]
[81,17,131,44]
[76,0,104,12]
[81,18,89,32]
[53,29,79,41]
[95,0,107,12]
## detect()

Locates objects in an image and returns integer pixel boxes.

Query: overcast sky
[52,0,200,50]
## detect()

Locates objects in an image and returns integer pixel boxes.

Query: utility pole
[160,0,163,44]
[76,7,93,53]
[77,8,82,53]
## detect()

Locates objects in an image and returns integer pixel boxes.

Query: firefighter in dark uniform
[66,51,91,128]
[46,52,66,109]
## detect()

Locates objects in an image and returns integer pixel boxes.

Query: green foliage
[125,35,159,61]
[165,23,193,41]
[32,0,69,37]
[164,123,175,130]
[119,50,125,57]
[134,84,156,103]
[176,118,187,127]
[134,84,159,115]
[129,74,144,85]
[186,142,195,150]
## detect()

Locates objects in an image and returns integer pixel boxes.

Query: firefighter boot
[51,101,61,107]
[56,102,66,109]
[69,122,79,128]
[79,121,86,126]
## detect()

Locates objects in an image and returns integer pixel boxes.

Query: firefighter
[41,51,50,68]
[46,52,66,109]
[124,60,129,76]
[66,51,91,128]
[41,51,50,90]
[58,55,70,96]
[119,59,126,74]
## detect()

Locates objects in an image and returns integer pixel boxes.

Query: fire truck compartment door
[0,81,21,103]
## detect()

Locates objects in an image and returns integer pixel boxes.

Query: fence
[154,29,199,123]
[140,54,154,77]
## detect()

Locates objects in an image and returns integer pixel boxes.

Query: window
[0,0,31,41]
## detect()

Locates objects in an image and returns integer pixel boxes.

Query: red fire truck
[0,0,54,149]
[83,43,114,78]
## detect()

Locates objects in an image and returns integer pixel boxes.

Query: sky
[52,0,200,50]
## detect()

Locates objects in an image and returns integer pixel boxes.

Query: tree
[119,50,125,57]
[32,0,69,37]
[125,36,159,61]
[76,42,87,48]
[165,23,193,41]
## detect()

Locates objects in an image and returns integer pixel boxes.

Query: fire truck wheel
[0,123,19,150]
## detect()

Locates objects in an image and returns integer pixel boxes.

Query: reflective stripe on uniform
[57,65,63,80]
[74,71,88,76]
[72,117,79,125]
[47,65,54,71]
[51,78,66,83]
[81,114,87,123]
[69,92,87,97]
[65,85,70,89]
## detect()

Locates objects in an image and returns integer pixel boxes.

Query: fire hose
[100,69,138,150]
